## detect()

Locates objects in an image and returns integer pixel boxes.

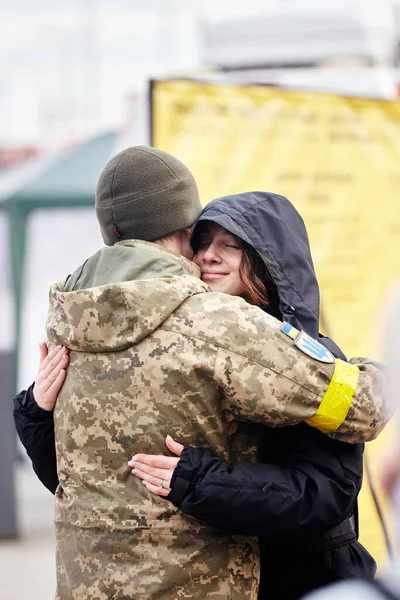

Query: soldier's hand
[128,435,183,497]
[33,342,69,411]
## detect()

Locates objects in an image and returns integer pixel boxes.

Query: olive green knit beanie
[96,145,202,245]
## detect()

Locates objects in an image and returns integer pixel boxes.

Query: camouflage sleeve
[214,325,391,444]
[332,358,388,442]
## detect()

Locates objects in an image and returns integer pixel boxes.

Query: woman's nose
[203,244,220,263]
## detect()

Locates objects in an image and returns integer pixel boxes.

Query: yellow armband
[306,359,359,433]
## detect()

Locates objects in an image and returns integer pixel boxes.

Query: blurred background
[2,0,400,597]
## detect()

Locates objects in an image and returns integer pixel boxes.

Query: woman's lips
[201,272,228,281]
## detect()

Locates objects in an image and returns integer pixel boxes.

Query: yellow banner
[152,79,400,565]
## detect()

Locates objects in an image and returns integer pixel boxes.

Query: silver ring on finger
[159,479,164,489]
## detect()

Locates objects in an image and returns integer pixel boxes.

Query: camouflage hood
[46,240,208,352]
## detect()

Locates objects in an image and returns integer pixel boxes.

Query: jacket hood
[46,240,208,352]
[192,192,323,342]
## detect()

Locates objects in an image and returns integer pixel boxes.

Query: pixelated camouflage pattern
[46,240,389,599]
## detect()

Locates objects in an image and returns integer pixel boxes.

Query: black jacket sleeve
[13,384,59,494]
[169,424,363,537]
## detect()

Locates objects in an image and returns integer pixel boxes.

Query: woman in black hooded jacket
[14,191,376,599]
[128,191,376,599]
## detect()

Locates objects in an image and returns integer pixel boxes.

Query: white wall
[17,207,103,391]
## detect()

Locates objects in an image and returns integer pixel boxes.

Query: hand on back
[33,342,69,411]
[128,435,183,497]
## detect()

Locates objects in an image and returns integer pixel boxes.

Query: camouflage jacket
[46,240,389,600]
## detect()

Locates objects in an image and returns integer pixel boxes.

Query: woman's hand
[128,435,184,497]
[33,342,69,411]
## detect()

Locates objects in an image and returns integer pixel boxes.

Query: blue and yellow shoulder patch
[281,322,299,340]
[281,322,335,364]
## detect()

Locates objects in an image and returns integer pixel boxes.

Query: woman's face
[193,223,246,297]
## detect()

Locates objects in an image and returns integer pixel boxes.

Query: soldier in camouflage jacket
[46,236,388,600]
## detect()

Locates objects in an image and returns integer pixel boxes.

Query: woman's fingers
[34,345,70,411]
[42,346,69,382]
[129,459,176,482]
[129,453,179,470]
[142,480,171,498]
[41,351,69,394]
[128,439,183,497]
[46,368,68,398]
[165,435,184,456]
[40,344,64,372]
[38,341,49,366]
[131,465,172,490]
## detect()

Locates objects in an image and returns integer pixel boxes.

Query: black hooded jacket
[167,192,375,591]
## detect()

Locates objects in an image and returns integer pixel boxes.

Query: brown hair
[239,243,271,310]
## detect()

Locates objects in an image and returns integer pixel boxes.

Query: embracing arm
[214,315,390,443]
[13,344,68,494]
[14,384,59,494]
[131,431,362,537]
